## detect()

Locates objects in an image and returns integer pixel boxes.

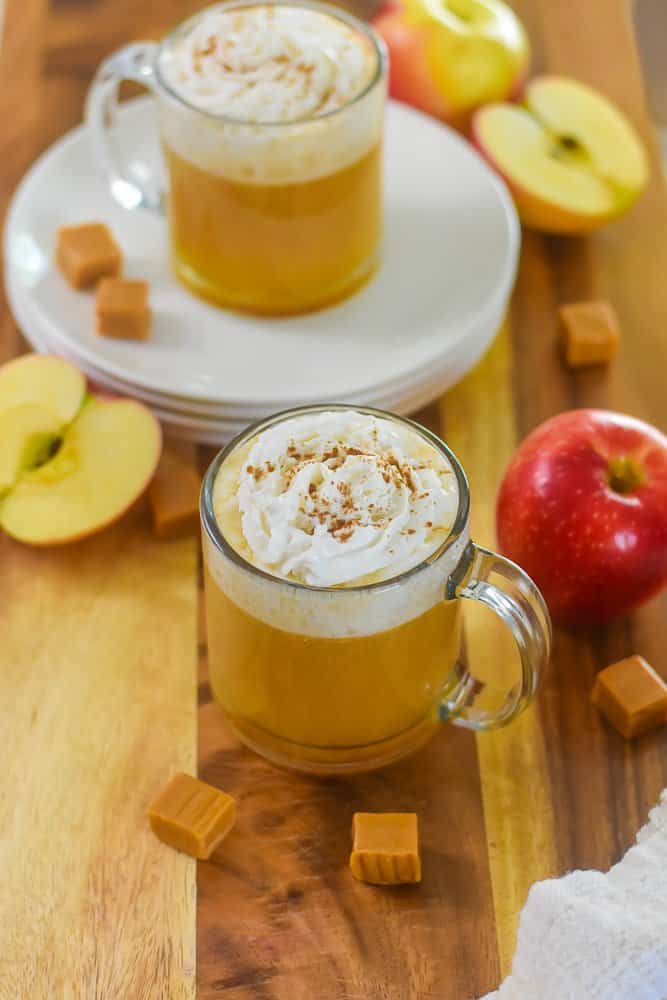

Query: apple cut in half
[0,397,162,545]
[473,76,649,233]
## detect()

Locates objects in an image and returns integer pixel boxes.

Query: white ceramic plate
[19,298,503,446]
[5,97,519,415]
[21,297,505,445]
[10,263,502,417]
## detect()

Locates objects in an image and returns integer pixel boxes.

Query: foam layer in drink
[206,411,467,638]
[157,3,385,184]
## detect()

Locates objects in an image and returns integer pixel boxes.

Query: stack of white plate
[4,99,520,445]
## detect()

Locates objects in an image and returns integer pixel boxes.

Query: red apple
[496,410,667,625]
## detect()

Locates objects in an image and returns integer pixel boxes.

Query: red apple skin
[496,410,667,626]
[372,5,452,121]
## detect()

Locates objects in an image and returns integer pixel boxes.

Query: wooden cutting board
[0,511,198,997]
[1,0,666,998]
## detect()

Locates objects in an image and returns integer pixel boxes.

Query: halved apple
[0,354,86,423]
[0,403,63,495]
[0,396,162,545]
[473,76,650,233]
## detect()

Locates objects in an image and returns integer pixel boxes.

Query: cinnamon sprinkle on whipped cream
[216,410,458,588]
[159,4,377,124]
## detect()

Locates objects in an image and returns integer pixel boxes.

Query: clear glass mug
[85,0,387,315]
[201,405,552,775]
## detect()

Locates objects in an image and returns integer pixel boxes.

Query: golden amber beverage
[155,1,387,314]
[204,567,462,765]
[86,3,386,312]
[164,143,382,314]
[201,406,551,774]
[202,407,466,772]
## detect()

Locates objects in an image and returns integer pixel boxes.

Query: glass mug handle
[441,542,551,730]
[85,43,163,213]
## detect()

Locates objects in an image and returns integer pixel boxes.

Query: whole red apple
[496,410,667,625]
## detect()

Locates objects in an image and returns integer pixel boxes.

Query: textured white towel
[481,790,667,1000]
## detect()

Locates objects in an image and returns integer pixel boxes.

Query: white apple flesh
[473,76,649,233]
[0,354,85,424]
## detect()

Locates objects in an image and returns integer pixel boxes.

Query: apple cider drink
[202,408,468,772]
[157,2,386,314]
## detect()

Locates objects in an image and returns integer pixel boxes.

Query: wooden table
[1,1,666,997]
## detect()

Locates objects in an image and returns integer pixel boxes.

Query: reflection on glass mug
[86,1,387,315]
[200,405,552,774]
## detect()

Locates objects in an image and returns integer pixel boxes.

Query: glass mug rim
[200,403,472,596]
[154,0,388,129]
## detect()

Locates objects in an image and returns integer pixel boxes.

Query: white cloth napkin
[481,790,667,1000]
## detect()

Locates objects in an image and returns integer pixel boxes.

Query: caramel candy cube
[148,772,236,860]
[56,223,122,289]
[350,813,421,885]
[559,300,620,368]
[592,656,667,740]
[149,442,201,539]
[96,278,150,340]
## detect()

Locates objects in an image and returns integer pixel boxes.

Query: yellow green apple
[372,0,530,126]
[0,354,162,544]
[473,76,650,233]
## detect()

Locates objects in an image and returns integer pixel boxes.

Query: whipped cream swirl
[160,5,377,123]
[236,411,458,587]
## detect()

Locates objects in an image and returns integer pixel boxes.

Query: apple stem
[607,456,645,494]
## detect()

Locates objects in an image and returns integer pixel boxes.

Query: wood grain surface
[1,0,666,998]
[0,509,198,998]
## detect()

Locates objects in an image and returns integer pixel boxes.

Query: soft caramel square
[56,223,122,289]
[149,443,201,539]
[350,812,421,885]
[592,655,667,740]
[96,278,150,340]
[559,300,620,368]
[148,772,236,860]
